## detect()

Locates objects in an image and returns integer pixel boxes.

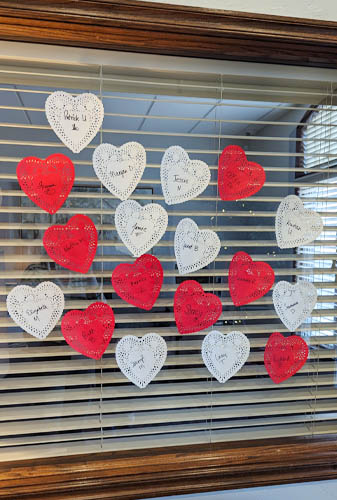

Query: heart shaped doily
[111,254,163,310]
[115,200,168,257]
[202,330,250,383]
[116,333,167,388]
[61,302,115,359]
[264,332,309,384]
[161,145,210,205]
[7,281,64,339]
[273,280,317,331]
[93,142,146,201]
[45,91,104,153]
[275,195,323,249]
[174,218,220,275]
[43,214,98,273]
[17,154,75,214]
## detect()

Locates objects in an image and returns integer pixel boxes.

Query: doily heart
[7,282,64,340]
[115,200,168,257]
[93,142,146,201]
[111,254,163,310]
[229,251,275,306]
[161,145,210,205]
[17,154,74,214]
[43,214,98,274]
[275,195,323,249]
[174,218,220,275]
[264,332,309,384]
[61,302,115,360]
[202,330,250,383]
[116,333,167,388]
[273,280,317,331]
[45,91,104,154]
[218,145,265,200]
[174,280,222,334]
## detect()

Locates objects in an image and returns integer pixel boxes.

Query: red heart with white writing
[229,251,274,306]
[17,154,74,214]
[43,214,97,273]
[264,332,309,384]
[174,280,222,334]
[61,302,115,359]
[218,145,265,200]
[111,254,163,310]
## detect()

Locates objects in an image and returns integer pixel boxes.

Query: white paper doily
[7,282,64,339]
[116,333,167,388]
[202,330,250,384]
[45,91,104,153]
[275,195,323,249]
[161,145,210,205]
[174,218,220,275]
[93,142,146,200]
[115,200,168,257]
[273,280,317,331]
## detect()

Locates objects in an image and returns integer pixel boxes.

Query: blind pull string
[99,64,104,450]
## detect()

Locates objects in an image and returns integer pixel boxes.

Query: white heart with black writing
[174,218,220,275]
[45,91,104,153]
[161,145,210,205]
[116,333,167,388]
[202,330,250,384]
[273,280,317,331]
[115,200,168,257]
[275,195,323,249]
[7,282,64,339]
[93,142,146,200]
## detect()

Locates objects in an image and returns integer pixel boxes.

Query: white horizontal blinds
[0,56,337,462]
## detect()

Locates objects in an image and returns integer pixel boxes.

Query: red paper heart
[264,332,309,384]
[229,251,274,306]
[43,214,97,273]
[174,280,222,334]
[218,145,265,200]
[17,154,75,214]
[111,254,163,310]
[61,302,115,359]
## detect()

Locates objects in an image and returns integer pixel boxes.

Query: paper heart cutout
[161,145,210,205]
[174,280,222,334]
[174,218,220,275]
[229,251,275,306]
[45,91,104,153]
[275,195,323,249]
[93,142,146,201]
[111,254,163,310]
[115,200,168,257]
[273,280,317,331]
[218,145,265,201]
[264,332,309,384]
[17,154,75,214]
[202,330,250,383]
[116,333,167,388]
[43,214,98,273]
[61,302,115,359]
[7,282,64,339]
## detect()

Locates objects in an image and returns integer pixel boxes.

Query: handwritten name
[26,304,47,322]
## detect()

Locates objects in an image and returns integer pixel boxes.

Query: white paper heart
[202,330,250,384]
[174,218,220,275]
[115,200,168,257]
[93,142,146,201]
[6,282,64,339]
[275,195,323,249]
[45,91,104,153]
[116,333,167,388]
[161,145,210,205]
[273,280,317,331]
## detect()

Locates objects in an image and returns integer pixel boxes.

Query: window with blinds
[1,48,337,461]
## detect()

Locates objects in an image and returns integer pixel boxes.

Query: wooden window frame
[1,1,337,498]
